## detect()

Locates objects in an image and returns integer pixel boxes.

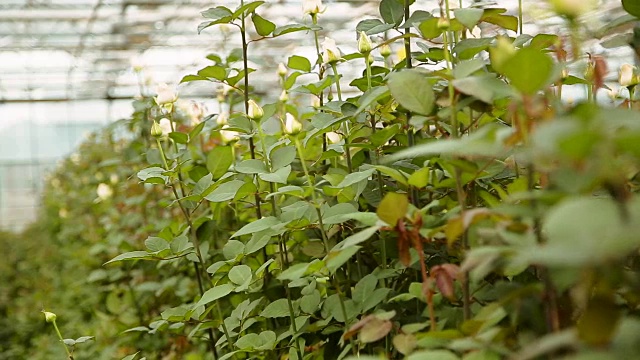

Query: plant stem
[518,0,523,35]
[329,62,352,173]
[155,136,219,359]
[52,320,73,360]
[403,0,412,69]
[294,137,330,253]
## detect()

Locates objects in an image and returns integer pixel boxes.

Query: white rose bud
[303,0,325,16]
[284,113,302,135]
[322,37,342,64]
[97,183,113,201]
[158,118,172,136]
[247,100,264,120]
[220,127,240,144]
[42,311,57,323]
[279,90,289,102]
[277,63,288,77]
[358,31,372,54]
[326,131,341,144]
[619,64,636,87]
[216,112,229,126]
[155,83,177,105]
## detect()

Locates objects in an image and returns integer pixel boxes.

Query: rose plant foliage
[6,0,640,359]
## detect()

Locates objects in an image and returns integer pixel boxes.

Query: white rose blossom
[155,83,177,105]
[303,0,325,16]
[322,37,342,64]
[158,118,172,136]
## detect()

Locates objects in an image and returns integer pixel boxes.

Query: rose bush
[6,0,640,359]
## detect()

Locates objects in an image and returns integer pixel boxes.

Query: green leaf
[232,1,265,19]
[104,251,151,265]
[194,284,235,309]
[180,74,207,83]
[245,230,272,255]
[453,38,494,60]
[223,240,245,260]
[193,172,214,196]
[121,352,140,360]
[408,167,430,188]
[355,86,391,116]
[334,226,381,250]
[145,237,170,252]
[271,146,296,170]
[325,246,361,274]
[260,298,291,318]
[357,19,395,35]
[377,192,408,226]
[418,18,444,39]
[258,165,291,184]
[336,169,375,188]
[481,9,518,31]
[300,291,322,314]
[407,350,460,360]
[137,167,168,184]
[501,46,555,95]
[522,196,640,266]
[384,123,511,162]
[198,7,233,33]
[235,159,267,174]
[353,274,377,304]
[251,13,275,36]
[273,23,314,37]
[207,146,234,179]
[379,0,404,25]
[453,58,486,79]
[454,8,483,29]
[205,180,245,202]
[287,55,311,72]
[232,216,283,238]
[197,65,226,81]
[229,265,252,287]
[623,0,640,17]
[387,69,434,115]
[452,75,515,104]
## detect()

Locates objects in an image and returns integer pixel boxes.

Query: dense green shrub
[6,0,640,359]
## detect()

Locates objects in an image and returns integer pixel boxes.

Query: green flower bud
[247,100,264,120]
[151,121,163,138]
[43,311,57,323]
[358,31,372,54]
[379,44,392,58]
[437,17,450,30]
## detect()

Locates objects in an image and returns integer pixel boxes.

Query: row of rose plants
[25,0,640,359]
